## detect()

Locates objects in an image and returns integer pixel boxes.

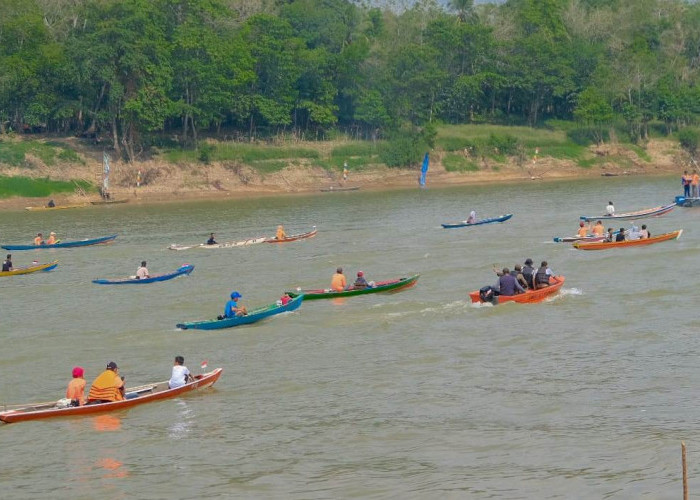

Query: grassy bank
[0,176,93,199]
[0,139,83,167]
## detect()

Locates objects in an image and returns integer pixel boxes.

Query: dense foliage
[1,0,700,161]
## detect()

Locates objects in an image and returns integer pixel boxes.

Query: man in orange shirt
[88,362,125,403]
[692,172,699,198]
[331,267,346,292]
[66,366,86,406]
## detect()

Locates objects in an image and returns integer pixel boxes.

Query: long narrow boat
[0,260,58,277]
[675,196,700,207]
[265,227,317,243]
[286,274,419,300]
[441,214,513,229]
[92,264,194,285]
[553,235,606,243]
[0,368,222,423]
[90,199,129,205]
[169,237,267,251]
[579,203,675,222]
[573,230,682,250]
[2,234,117,251]
[25,203,90,211]
[176,294,304,330]
[468,277,565,304]
[320,186,360,192]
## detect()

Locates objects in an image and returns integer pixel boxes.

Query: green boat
[286,274,419,300]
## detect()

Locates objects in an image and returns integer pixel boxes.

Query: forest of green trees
[1,0,700,162]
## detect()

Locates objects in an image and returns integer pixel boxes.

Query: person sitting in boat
[136,261,149,279]
[66,366,86,407]
[353,271,369,289]
[521,258,535,289]
[2,254,12,272]
[496,267,525,296]
[220,291,247,319]
[206,233,217,245]
[577,222,587,238]
[591,220,605,237]
[605,228,615,242]
[279,293,292,306]
[628,225,641,240]
[640,224,650,239]
[331,267,347,292]
[534,261,556,289]
[168,356,194,389]
[46,231,58,245]
[512,265,529,290]
[276,225,286,240]
[87,362,124,403]
[605,201,615,216]
[47,199,55,208]
[615,227,626,242]
[34,233,44,246]
[466,211,477,224]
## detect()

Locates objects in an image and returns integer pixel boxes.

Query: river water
[1,175,698,499]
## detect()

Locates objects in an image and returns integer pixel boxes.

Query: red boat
[265,227,317,243]
[469,277,566,304]
[0,368,222,423]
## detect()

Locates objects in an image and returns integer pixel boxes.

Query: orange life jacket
[88,370,124,402]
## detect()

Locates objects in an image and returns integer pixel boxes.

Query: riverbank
[0,135,686,211]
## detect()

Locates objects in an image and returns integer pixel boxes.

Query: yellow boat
[25,203,89,211]
[0,261,58,277]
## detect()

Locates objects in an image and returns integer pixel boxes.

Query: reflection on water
[1,176,698,497]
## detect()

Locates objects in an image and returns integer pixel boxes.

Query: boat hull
[177,294,304,330]
[442,214,513,228]
[25,203,90,211]
[169,237,267,250]
[553,235,606,243]
[0,369,222,423]
[266,228,317,243]
[579,204,675,221]
[92,265,194,284]
[286,274,419,300]
[0,261,58,277]
[2,234,117,251]
[675,196,700,207]
[469,277,565,304]
[573,230,682,250]
[320,186,360,192]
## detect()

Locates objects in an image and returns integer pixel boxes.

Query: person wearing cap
[276,225,286,240]
[576,221,587,238]
[605,201,615,216]
[615,227,626,242]
[136,261,149,279]
[34,233,44,246]
[222,291,247,319]
[46,232,58,245]
[331,267,346,292]
[66,366,86,406]
[2,254,12,272]
[87,362,125,403]
[353,271,369,288]
[168,356,194,389]
[591,220,605,237]
[521,259,535,289]
[206,233,217,245]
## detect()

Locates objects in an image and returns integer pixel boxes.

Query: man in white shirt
[136,261,149,279]
[169,356,194,389]
[605,201,615,216]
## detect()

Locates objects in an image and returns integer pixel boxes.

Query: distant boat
[0,260,58,277]
[320,186,360,192]
[579,203,675,221]
[675,196,700,207]
[25,203,89,211]
[265,227,317,243]
[573,230,682,250]
[169,237,267,251]
[2,234,117,251]
[442,214,513,229]
[90,199,129,205]
[93,264,194,284]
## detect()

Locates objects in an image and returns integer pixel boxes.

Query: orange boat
[0,368,222,423]
[469,277,565,304]
[573,230,682,250]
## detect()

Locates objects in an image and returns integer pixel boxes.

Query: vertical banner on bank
[419,152,429,187]
[103,151,110,191]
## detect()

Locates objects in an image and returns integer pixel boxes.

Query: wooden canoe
[553,235,606,243]
[573,230,682,250]
[320,186,360,192]
[169,237,267,251]
[265,227,317,243]
[0,368,222,423]
[93,264,194,284]
[579,203,675,222]
[286,274,419,300]
[442,214,513,229]
[0,260,58,277]
[25,203,90,211]
[2,234,117,251]
[90,199,129,205]
[469,277,565,304]
[177,294,304,330]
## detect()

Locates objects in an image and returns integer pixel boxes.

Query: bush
[678,128,700,157]
[487,133,518,155]
[567,127,609,146]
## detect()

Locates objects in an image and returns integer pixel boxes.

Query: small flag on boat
[201,360,208,371]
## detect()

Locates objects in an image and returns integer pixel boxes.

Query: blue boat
[675,196,700,207]
[2,234,117,251]
[176,294,304,330]
[441,214,513,229]
[93,264,194,285]
[579,204,675,222]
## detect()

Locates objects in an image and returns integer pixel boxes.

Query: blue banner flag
[419,153,429,187]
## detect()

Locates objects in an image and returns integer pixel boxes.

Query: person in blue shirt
[206,233,217,245]
[220,291,247,319]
